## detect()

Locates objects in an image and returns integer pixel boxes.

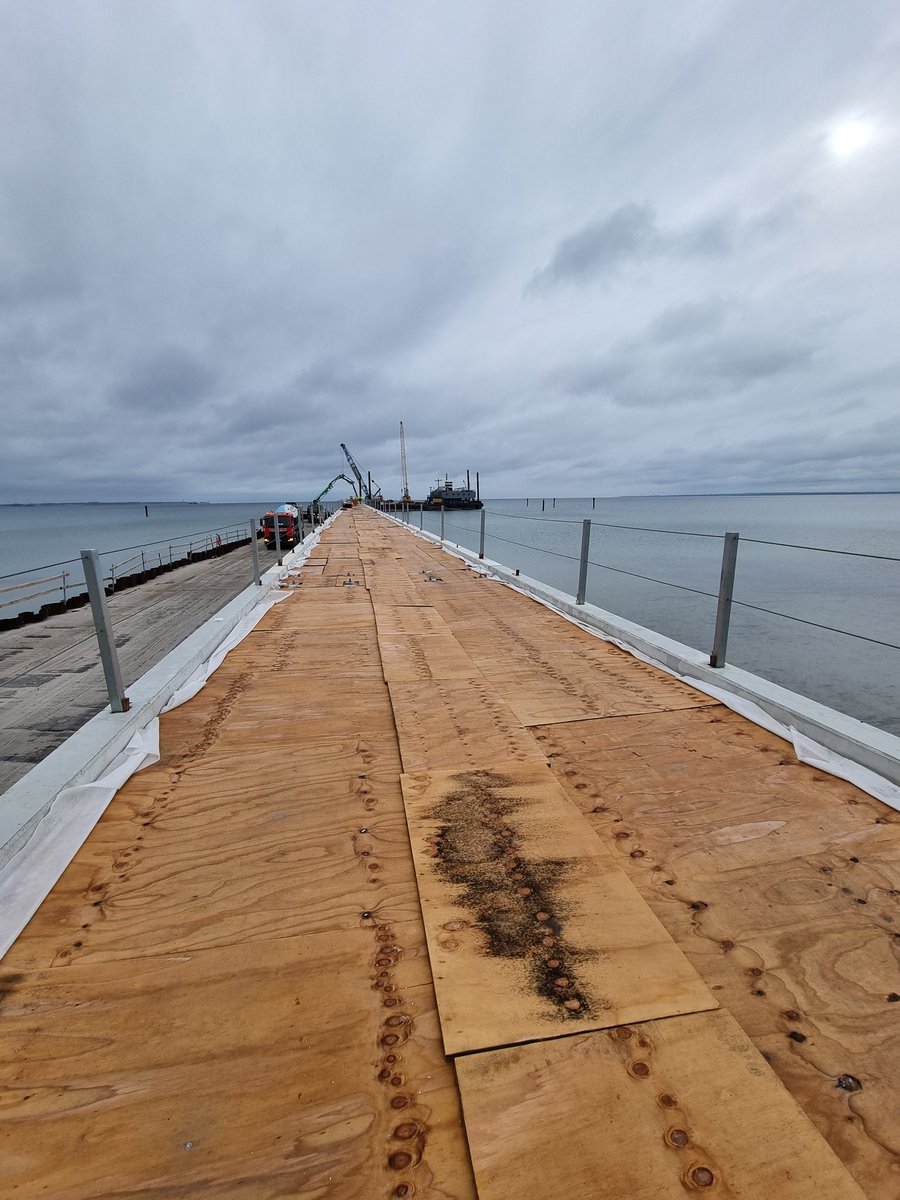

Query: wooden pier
[0,538,276,794]
[0,507,897,1198]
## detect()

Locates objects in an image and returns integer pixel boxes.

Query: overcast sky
[2,2,899,502]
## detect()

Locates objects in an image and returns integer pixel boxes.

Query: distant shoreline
[1,490,898,507]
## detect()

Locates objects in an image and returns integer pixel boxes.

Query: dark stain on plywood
[425,769,595,1019]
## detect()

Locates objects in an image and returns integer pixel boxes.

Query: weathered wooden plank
[455,1008,868,1200]
[0,542,269,793]
[388,679,548,773]
[399,765,716,1055]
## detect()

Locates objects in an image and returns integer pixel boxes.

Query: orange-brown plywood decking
[0,507,897,1198]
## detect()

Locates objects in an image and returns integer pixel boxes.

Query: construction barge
[379,474,483,512]
[0,505,897,1198]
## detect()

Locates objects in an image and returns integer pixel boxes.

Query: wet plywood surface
[399,766,716,1055]
[455,1008,868,1200]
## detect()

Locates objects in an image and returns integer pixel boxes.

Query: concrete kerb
[377,510,900,793]
[0,515,336,870]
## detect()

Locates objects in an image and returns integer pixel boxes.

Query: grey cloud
[554,301,821,410]
[0,3,897,504]
[532,196,811,292]
[697,337,817,385]
[674,213,737,257]
[112,349,218,412]
[530,203,657,290]
[0,264,82,310]
[649,300,727,343]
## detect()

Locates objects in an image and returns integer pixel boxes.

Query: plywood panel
[536,707,892,871]
[455,1009,868,1200]
[399,766,715,1055]
[265,586,372,620]
[538,711,900,1198]
[379,633,480,682]
[227,627,385,676]
[492,669,714,725]
[373,604,453,635]
[367,584,432,607]
[388,679,548,773]
[0,929,476,1199]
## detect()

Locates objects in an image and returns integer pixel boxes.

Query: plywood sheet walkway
[0,507,897,1198]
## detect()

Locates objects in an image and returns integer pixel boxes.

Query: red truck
[261,504,303,549]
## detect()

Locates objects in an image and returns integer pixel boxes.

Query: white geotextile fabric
[0,583,294,961]
[410,524,900,813]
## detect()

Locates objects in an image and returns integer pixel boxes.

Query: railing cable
[731,599,900,652]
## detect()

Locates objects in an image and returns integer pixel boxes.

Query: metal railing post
[274,509,283,565]
[440,508,445,540]
[80,549,129,713]
[419,505,423,530]
[710,532,740,667]
[250,526,261,586]
[576,519,592,605]
[479,508,486,559]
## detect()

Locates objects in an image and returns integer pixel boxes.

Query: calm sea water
[2,495,897,737]
[414,493,900,738]
[0,502,266,616]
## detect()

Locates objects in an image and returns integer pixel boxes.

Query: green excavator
[306,474,357,520]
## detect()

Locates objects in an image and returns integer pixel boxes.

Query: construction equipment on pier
[340,442,381,501]
[399,421,412,502]
[305,474,356,520]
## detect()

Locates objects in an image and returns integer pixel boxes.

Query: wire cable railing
[484,507,724,539]
[482,506,900,561]
[731,599,900,653]
[412,506,900,667]
[587,558,719,599]
[0,521,256,625]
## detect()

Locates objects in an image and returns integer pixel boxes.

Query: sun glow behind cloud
[829,119,873,158]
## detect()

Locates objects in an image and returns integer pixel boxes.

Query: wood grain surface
[388,678,548,773]
[399,765,715,1055]
[0,515,477,1198]
[2,928,475,1200]
[455,1008,869,1200]
[537,709,900,1197]
[4,508,894,1199]
[379,633,480,682]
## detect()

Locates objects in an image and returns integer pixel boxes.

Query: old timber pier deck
[1,506,898,1198]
